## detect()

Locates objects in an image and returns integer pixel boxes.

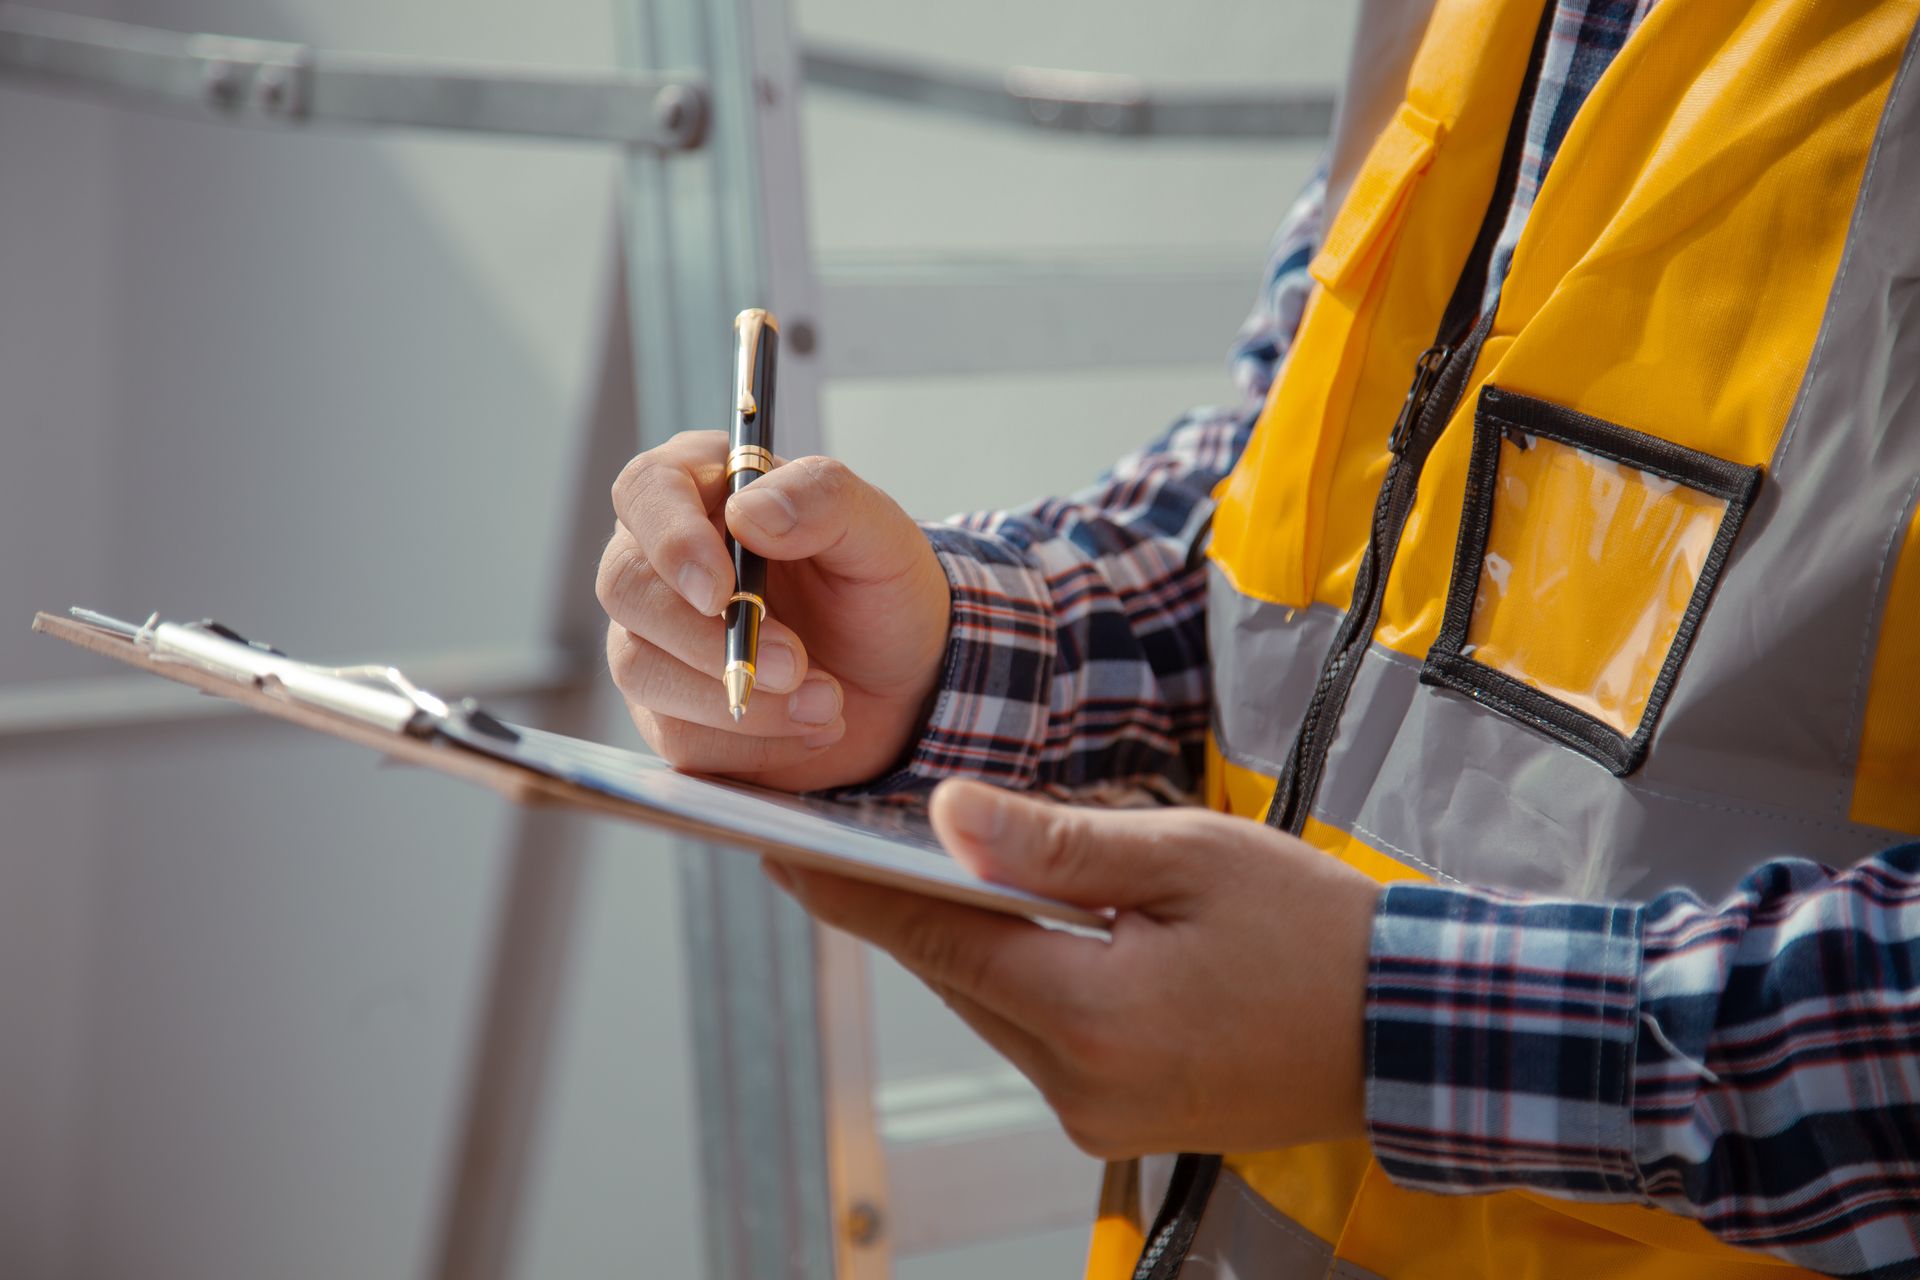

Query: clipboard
[32,608,1105,929]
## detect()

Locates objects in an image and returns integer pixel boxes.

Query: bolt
[653,84,706,149]
[657,92,685,133]
[787,320,817,356]
[1027,97,1064,126]
[845,1201,883,1248]
[202,60,242,110]
[256,66,290,114]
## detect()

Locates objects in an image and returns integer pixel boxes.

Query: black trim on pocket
[1420,386,1764,776]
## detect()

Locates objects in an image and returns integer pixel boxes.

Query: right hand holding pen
[598,430,951,792]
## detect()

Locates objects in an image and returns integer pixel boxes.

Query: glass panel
[1465,433,1727,735]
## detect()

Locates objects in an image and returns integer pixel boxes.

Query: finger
[607,626,844,735]
[598,531,809,694]
[628,703,846,774]
[929,779,1198,911]
[725,455,931,585]
[774,862,1090,1032]
[610,432,737,616]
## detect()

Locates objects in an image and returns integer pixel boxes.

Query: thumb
[724,456,928,584]
[929,779,1194,911]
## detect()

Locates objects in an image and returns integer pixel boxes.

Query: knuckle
[653,522,706,566]
[1037,810,1094,885]
[595,541,654,617]
[723,732,784,772]
[628,649,679,710]
[606,625,652,694]
[611,452,656,514]
[608,629,675,710]
[606,623,639,684]
[792,454,854,499]
[641,711,694,765]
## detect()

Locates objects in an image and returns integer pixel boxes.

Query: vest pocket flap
[1420,387,1763,775]
[1310,102,1444,294]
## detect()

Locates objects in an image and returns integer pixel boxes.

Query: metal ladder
[0,3,1329,1274]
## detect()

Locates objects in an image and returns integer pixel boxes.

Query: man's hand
[769,778,1382,1158]
[597,432,951,792]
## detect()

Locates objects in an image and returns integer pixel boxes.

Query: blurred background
[0,0,1351,1275]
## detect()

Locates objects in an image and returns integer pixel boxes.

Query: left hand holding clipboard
[768,776,1383,1160]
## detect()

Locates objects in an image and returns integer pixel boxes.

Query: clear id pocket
[1421,387,1763,775]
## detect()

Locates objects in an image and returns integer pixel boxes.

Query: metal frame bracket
[0,4,708,148]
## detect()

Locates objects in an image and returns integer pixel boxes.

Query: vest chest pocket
[1420,386,1764,776]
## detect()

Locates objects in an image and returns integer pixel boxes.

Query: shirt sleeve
[1364,842,1920,1279]
[848,168,1326,802]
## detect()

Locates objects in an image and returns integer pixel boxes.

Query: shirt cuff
[832,522,1058,800]
[1364,882,1646,1201]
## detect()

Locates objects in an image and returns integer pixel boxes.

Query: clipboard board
[32,609,1105,929]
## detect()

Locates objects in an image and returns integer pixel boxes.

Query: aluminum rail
[0,6,1330,148]
[0,3,707,148]
[801,44,1333,140]
[818,252,1260,377]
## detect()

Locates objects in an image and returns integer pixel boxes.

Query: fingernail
[948,784,1007,842]
[732,487,798,537]
[757,641,799,689]
[803,720,846,750]
[678,563,722,615]
[788,673,842,726]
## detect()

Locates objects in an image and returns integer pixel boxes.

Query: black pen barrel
[732,313,777,457]
[724,309,778,704]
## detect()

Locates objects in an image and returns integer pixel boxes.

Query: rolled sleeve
[848,523,1059,799]
[1364,882,1645,1200]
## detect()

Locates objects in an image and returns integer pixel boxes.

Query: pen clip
[732,308,777,426]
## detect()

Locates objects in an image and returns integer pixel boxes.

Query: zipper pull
[1388,344,1450,455]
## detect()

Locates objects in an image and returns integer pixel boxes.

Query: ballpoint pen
[724,307,778,720]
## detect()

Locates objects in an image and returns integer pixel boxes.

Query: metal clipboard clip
[66,607,491,738]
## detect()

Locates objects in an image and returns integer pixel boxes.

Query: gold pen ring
[727,445,776,478]
[725,591,766,623]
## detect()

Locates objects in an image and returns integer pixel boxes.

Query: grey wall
[0,0,1349,1276]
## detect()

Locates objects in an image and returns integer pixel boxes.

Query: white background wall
[0,1,1350,1275]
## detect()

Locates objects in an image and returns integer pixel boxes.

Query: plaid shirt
[864,2,1920,1273]
[1371,849,1920,1279]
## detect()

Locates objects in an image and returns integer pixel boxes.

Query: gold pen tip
[724,665,754,720]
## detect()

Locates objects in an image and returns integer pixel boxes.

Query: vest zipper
[1129,8,1561,1278]
[1262,0,1558,839]
[1267,314,1492,834]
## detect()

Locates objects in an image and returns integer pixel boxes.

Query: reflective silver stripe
[1652,15,1920,826]
[1177,1166,1344,1280]
[1210,583,1909,896]
[1213,20,1920,900]
[1135,1157,1374,1280]
[1320,647,1904,899]
[1206,563,1345,778]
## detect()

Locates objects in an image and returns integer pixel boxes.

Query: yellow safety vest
[1088,0,1920,1275]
